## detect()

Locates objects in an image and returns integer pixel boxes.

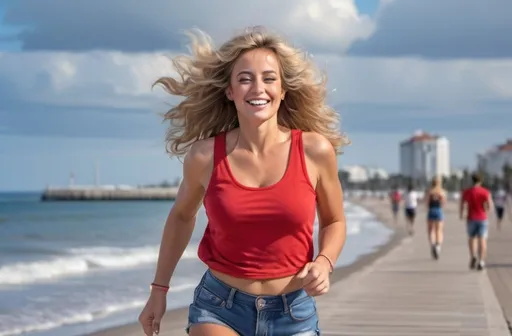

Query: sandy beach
[88,197,407,336]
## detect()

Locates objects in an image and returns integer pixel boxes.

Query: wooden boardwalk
[316,199,510,335]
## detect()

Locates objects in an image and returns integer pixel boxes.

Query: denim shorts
[427,207,443,221]
[186,269,320,336]
[467,220,488,238]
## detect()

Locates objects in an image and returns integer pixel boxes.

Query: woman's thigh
[189,323,239,336]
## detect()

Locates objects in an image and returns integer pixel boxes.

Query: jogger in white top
[493,188,511,230]
[403,184,419,235]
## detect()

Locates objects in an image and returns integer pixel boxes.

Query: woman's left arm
[297,132,347,296]
[310,135,347,270]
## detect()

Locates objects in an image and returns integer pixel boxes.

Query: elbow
[166,206,197,228]
[320,217,346,233]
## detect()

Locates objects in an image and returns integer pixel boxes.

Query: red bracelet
[150,282,170,293]
[316,254,334,273]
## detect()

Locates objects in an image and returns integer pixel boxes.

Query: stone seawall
[41,187,179,201]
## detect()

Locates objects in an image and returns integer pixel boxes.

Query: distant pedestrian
[403,184,419,235]
[425,176,446,260]
[389,186,401,223]
[493,186,510,230]
[460,173,493,271]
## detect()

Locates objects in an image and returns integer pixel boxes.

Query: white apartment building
[400,130,450,181]
[477,139,512,177]
[341,165,389,183]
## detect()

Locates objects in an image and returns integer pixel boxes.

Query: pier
[40,186,179,201]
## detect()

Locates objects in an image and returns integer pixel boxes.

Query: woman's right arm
[152,141,213,287]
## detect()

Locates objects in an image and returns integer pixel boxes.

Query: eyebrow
[236,70,277,77]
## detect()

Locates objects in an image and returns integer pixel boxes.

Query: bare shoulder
[183,137,215,187]
[186,137,215,167]
[301,131,337,164]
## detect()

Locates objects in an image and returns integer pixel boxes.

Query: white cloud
[0,51,177,110]
[4,0,373,54]
[328,56,512,105]
[2,51,512,116]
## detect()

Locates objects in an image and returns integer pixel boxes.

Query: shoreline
[88,198,407,336]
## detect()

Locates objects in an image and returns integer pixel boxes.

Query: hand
[138,291,167,335]
[296,259,331,297]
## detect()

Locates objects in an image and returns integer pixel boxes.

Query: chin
[241,109,277,125]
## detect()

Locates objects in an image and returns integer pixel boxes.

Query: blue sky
[0,0,511,191]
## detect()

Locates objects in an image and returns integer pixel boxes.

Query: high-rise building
[400,130,450,181]
[477,139,512,177]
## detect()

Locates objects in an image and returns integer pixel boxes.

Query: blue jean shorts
[187,269,320,336]
[467,220,488,238]
[427,207,443,221]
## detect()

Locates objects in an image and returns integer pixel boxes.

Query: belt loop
[282,294,289,314]
[226,288,236,309]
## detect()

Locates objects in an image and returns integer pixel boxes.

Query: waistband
[199,269,308,312]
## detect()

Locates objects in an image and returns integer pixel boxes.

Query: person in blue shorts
[424,176,446,260]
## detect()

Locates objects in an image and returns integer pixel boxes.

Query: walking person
[493,186,510,230]
[425,177,446,260]
[460,173,493,270]
[389,186,401,224]
[403,184,419,235]
[138,26,348,336]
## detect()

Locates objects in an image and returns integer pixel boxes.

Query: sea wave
[0,245,197,286]
[0,283,195,336]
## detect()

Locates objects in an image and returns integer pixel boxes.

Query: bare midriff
[210,269,304,296]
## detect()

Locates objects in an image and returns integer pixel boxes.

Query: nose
[251,77,265,93]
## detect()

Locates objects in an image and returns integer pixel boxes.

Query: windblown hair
[154,26,349,157]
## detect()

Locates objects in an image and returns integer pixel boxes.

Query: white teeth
[248,100,268,106]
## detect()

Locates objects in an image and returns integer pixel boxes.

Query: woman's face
[227,48,285,126]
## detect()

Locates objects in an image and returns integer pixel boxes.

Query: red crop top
[198,129,317,279]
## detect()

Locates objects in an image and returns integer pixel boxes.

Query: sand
[87,198,408,336]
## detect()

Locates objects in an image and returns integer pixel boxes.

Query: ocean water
[0,192,393,336]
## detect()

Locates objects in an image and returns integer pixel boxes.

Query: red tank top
[198,129,317,279]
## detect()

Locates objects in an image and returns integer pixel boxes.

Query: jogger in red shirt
[459,173,494,270]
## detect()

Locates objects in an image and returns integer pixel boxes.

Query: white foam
[0,312,94,336]
[0,284,195,336]
[0,245,197,285]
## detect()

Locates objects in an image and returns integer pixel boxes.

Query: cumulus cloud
[1,50,512,139]
[349,0,512,59]
[0,51,175,110]
[2,0,374,53]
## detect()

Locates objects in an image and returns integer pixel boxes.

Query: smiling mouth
[246,99,270,106]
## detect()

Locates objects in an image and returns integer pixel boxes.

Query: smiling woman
[155,26,347,156]
[139,26,350,336]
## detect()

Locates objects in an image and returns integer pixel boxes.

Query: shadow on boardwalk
[316,198,510,335]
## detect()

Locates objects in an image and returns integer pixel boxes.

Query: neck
[237,118,282,154]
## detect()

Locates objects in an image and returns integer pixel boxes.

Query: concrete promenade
[316,199,510,335]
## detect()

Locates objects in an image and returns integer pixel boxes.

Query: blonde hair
[431,176,441,187]
[154,26,349,157]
